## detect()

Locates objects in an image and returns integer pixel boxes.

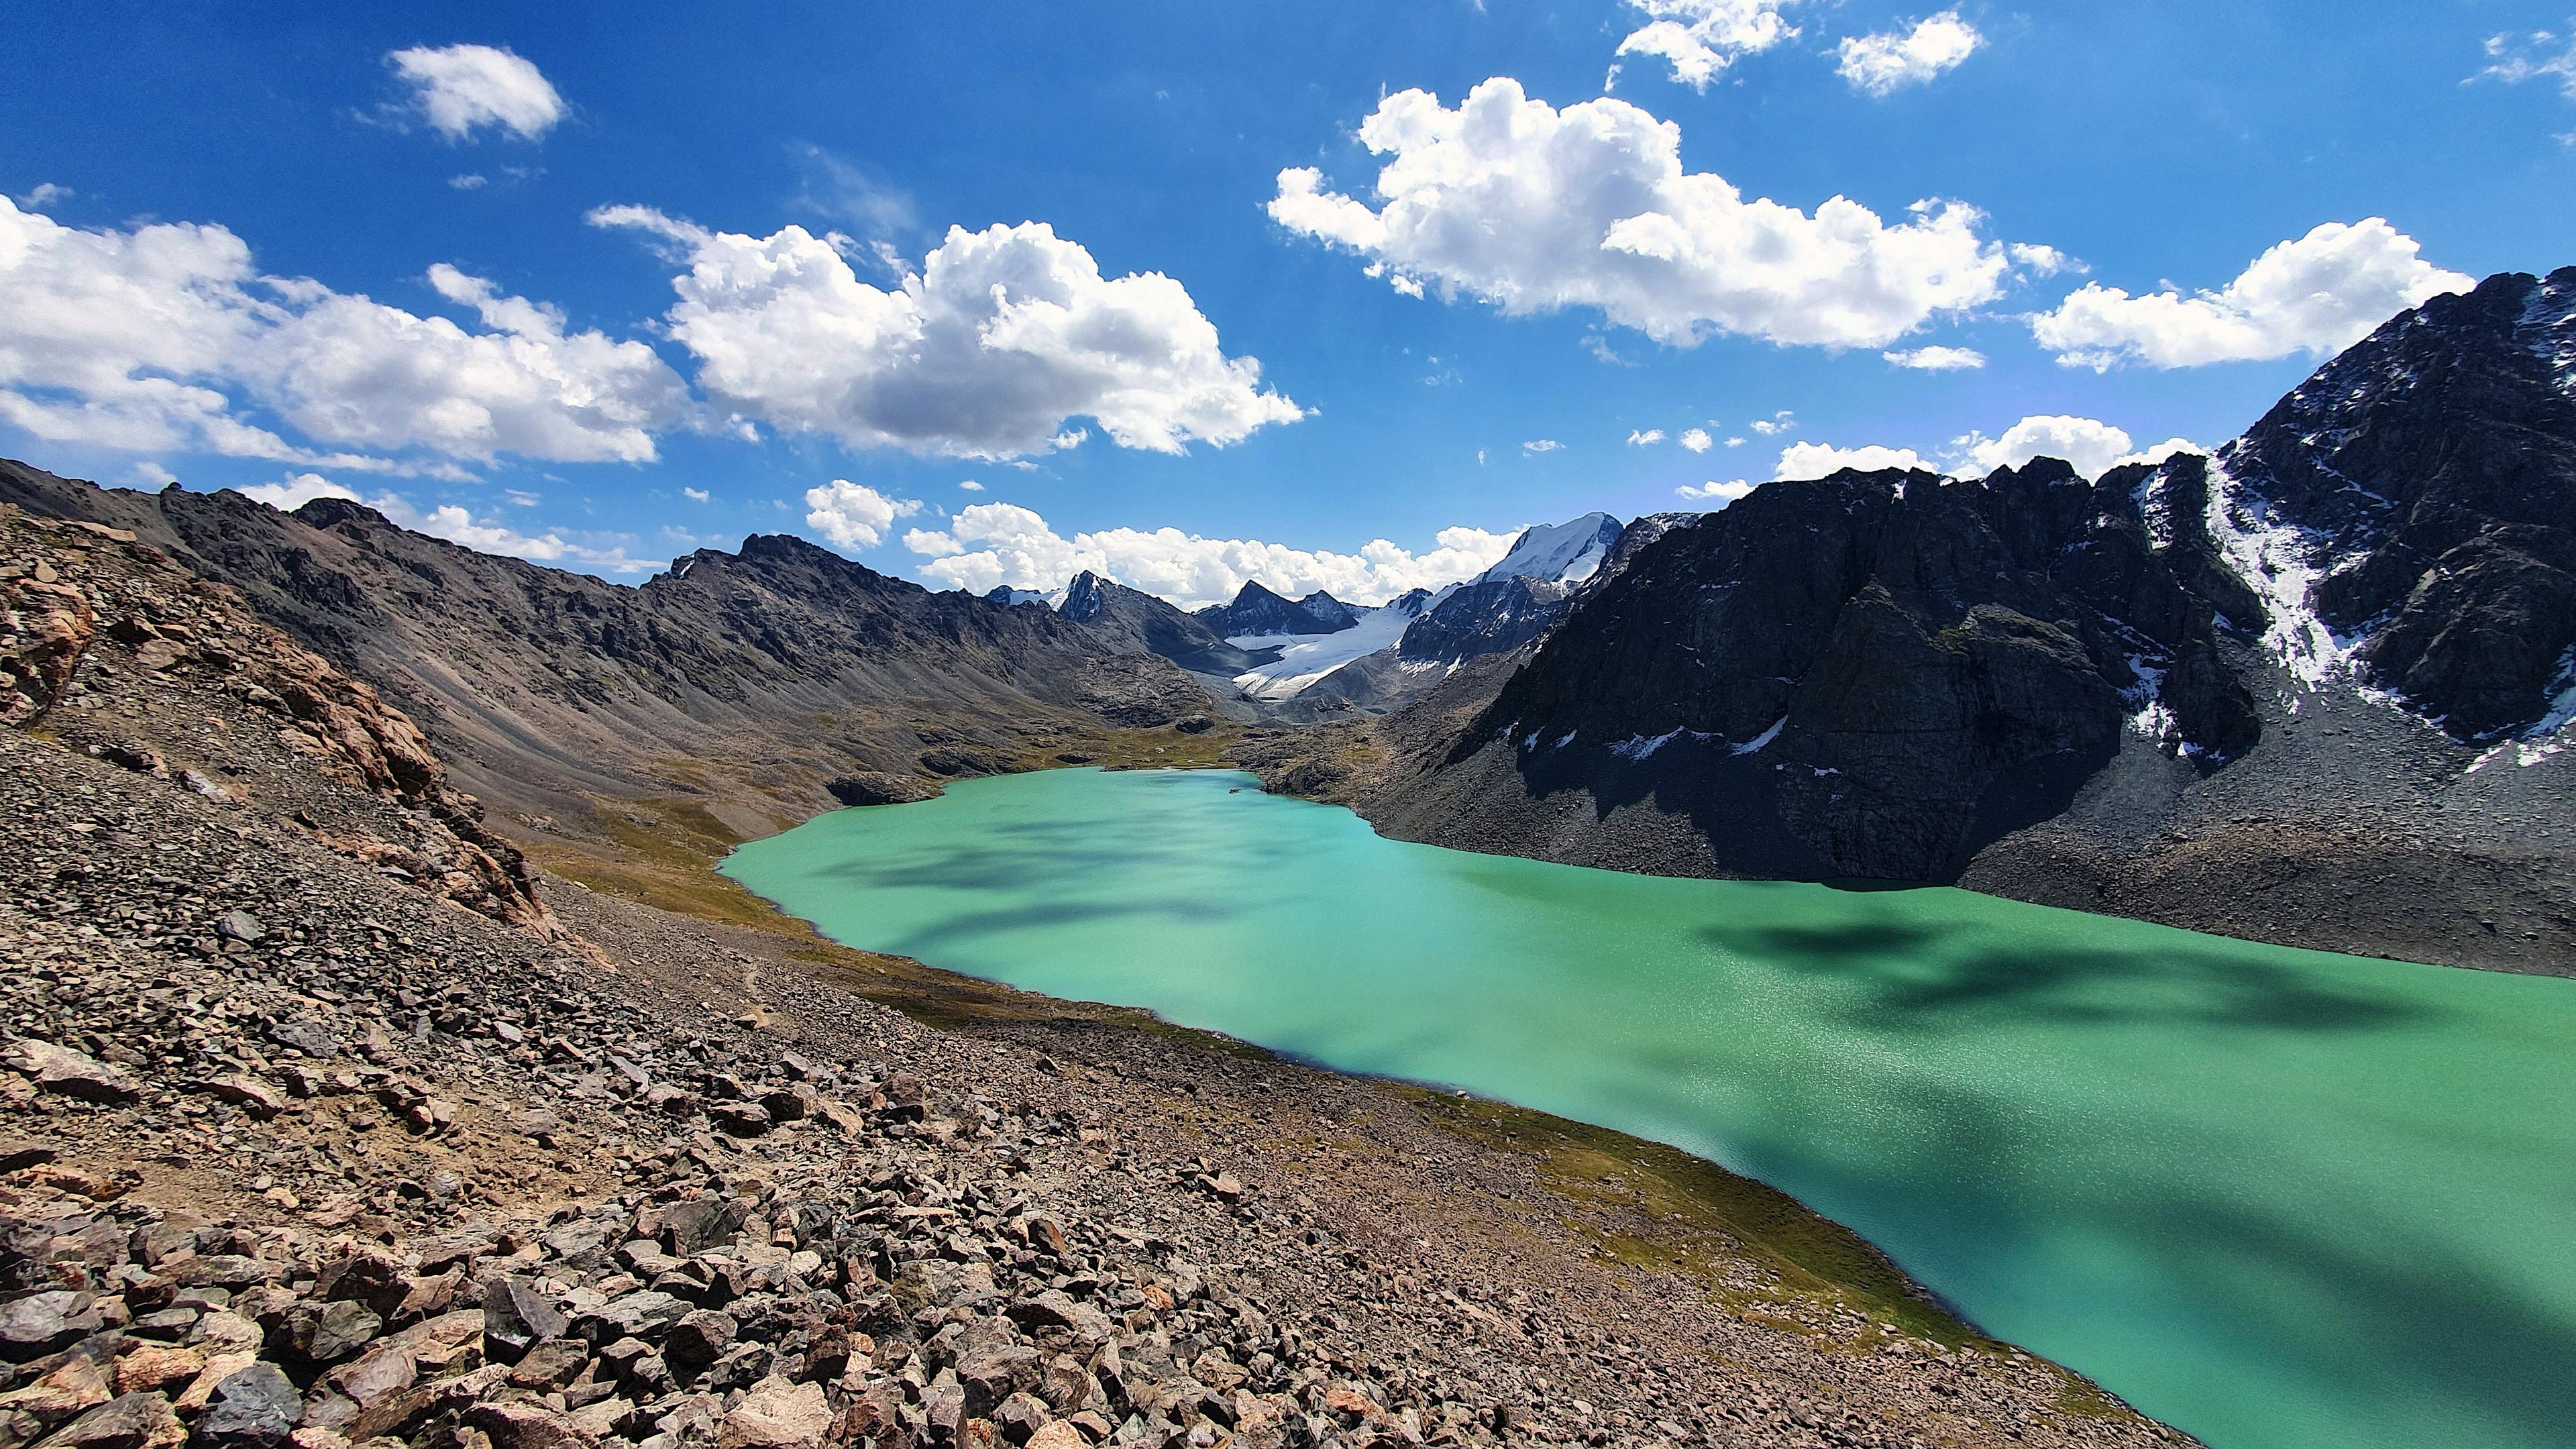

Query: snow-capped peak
[1476,513,1623,588]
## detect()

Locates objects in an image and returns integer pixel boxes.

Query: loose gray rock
[480,1277,568,1364]
[0,1291,104,1358]
[194,1364,300,1449]
[2,1040,142,1104]
[37,1391,182,1449]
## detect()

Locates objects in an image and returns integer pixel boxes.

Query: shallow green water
[722,767,2576,1449]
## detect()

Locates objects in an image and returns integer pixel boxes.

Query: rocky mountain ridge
[1394,515,1668,669]
[0,464,1210,846]
[2210,266,2576,741]
[1191,585,1356,641]
[1044,574,1258,680]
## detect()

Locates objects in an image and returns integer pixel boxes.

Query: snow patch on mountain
[1228,602,1417,699]
[2202,459,2376,692]
[1729,718,1786,755]
[1608,727,1712,760]
[2120,652,2180,746]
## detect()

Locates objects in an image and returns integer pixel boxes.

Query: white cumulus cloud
[1774,441,1928,480]
[389,498,652,574]
[802,478,922,551]
[0,196,690,469]
[1612,0,1801,90]
[1884,344,1985,370]
[2112,437,2208,472]
[2008,242,2084,277]
[1626,428,1665,445]
[1771,420,2208,485]
[1947,415,2144,478]
[2031,219,2475,370]
[1836,11,1983,97]
[1522,439,1564,455]
[682,486,709,502]
[386,44,566,142]
[260,263,691,463]
[593,207,1302,460]
[1750,410,1796,435]
[236,472,359,511]
[1679,427,1714,452]
[1676,478,1756,506]
[1269,78,2029,351]
[905,501,1517,608]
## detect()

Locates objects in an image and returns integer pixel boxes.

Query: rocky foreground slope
[0,514,2187,1449]
[1250,270,2576,975]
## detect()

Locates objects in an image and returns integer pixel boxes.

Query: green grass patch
[1400,1087,1981,1348]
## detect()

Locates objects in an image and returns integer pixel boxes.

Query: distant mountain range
[1246,266,2576,976]
[0,463,1210,839]
[983,509,1652,706]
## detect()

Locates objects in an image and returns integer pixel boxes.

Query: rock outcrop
[1,506,561,939]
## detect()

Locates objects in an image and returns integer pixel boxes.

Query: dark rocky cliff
[1468,459,2258,879]
[2217,266,2576,740]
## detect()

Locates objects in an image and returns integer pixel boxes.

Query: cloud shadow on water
[883,894,1245,961]
[1695,910,2436,1034]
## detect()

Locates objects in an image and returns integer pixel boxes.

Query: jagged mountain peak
[1197,579,1358,638]
[1395,511,1650,667]
[1059,570,1113,623]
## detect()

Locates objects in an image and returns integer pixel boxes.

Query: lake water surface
[721,767,2576,1449]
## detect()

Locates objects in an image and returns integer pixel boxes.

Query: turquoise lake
[720,767,2576,1449]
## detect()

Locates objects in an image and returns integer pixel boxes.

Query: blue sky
[4,1,2573,604]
